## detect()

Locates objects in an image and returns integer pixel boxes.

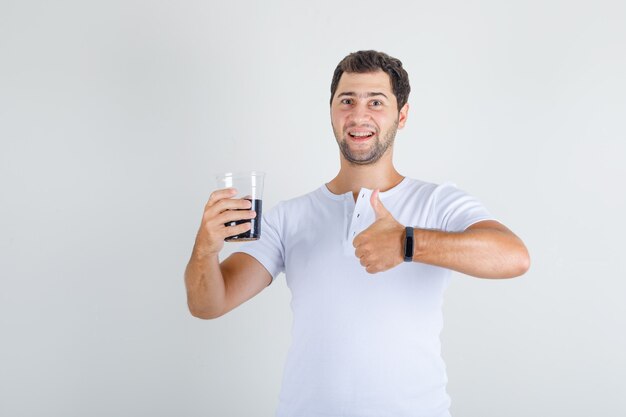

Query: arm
[184,188,272,319]
[353,189,530,278]
[412,220,530,279]
[185,251,271,319]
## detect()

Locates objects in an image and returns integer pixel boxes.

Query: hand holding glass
[215,171,264,242]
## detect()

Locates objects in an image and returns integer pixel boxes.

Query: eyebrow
[337,92,389,99]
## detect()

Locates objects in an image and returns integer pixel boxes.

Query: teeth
[350,132,373,137]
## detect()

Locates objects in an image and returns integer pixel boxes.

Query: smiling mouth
[348,131,375,141]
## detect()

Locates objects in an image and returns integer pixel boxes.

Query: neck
[326,152,404,201]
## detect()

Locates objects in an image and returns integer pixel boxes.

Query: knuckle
[201,220,214,233]
[202,206,215,219]
[208,191,221,203]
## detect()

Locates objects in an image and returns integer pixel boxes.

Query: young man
[185,50,530,417]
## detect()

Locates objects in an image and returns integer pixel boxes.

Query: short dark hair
[330,50,410,111]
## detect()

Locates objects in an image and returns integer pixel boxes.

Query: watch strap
[403,226,414,262]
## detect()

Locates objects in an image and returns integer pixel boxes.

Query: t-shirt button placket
[354,196,365,237]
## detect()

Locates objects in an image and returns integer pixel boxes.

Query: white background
[1,1,625,416]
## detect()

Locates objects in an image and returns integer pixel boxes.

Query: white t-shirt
[236,177,494,417]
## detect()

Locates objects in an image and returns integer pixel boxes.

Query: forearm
[184,242,226,319]
[413,226,530,279]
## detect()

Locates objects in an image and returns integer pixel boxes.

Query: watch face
[404,227,414,261]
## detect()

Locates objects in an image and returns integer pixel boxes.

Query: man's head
[330,50,410,111]
[330,51,410,166]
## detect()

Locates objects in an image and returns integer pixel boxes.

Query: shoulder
[275,187,321,212]
[403,179,492,231]
[400,177,474,201]
[391,177,453,205]
[263,187,323,223]
[400,177,438,194]
[390,178,488,225]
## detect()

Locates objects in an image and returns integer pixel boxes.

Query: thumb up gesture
[353,189,406,274]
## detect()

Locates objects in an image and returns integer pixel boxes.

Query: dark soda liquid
[224,199,262,242]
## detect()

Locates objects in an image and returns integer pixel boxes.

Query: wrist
[411,228,436,262]
[192,238,221,260]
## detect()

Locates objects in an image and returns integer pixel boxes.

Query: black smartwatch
[403,226,414,262]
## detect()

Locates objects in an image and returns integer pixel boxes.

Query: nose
[348,102,372,125]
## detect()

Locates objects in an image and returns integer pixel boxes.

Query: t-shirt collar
[320,176,409,201]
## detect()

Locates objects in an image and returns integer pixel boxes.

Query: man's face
[331,71,408,166]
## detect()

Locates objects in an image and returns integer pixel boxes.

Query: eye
[340,98,353,105]
[370,100,383,107]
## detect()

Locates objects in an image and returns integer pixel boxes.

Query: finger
[216,209,257,226]
[354,246,369,259]
[223,221,253,239]
[366,265,378,274]
[203,199,254,233]
[208,197,253,217]
[352,230,371,248]
[207,188,238,208]
[370,189,390,220]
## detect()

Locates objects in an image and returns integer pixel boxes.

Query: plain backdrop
[1,1,625,416]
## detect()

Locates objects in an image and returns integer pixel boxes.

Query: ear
[398,103,409,129]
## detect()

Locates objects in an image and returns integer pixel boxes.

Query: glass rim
[216,171,265,180]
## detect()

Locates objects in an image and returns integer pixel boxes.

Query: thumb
[370,189,391,220]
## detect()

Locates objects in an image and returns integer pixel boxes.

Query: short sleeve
[433,182,495,232]
[234,202,285,283]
